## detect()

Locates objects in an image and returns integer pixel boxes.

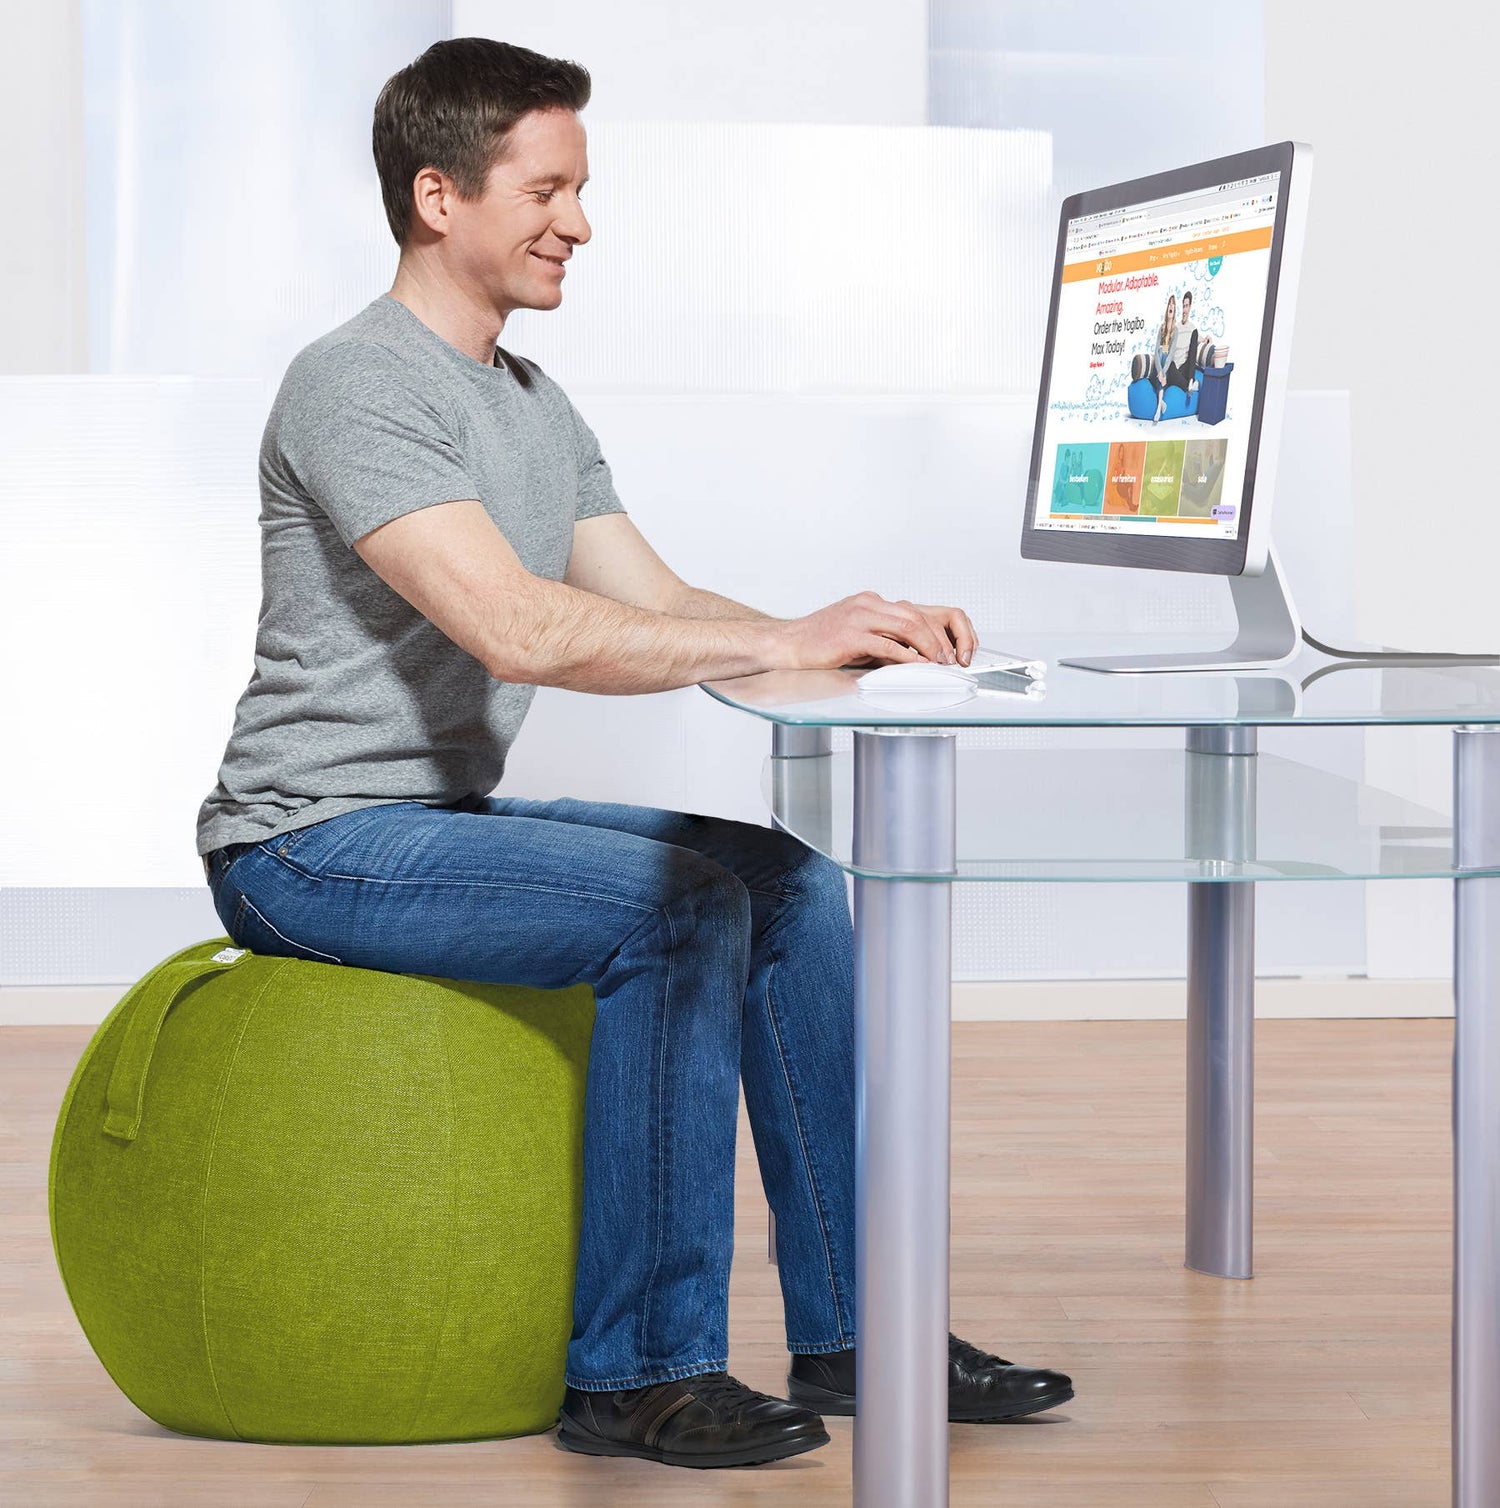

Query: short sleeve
[565,396,627,523]
[272,341,481,547]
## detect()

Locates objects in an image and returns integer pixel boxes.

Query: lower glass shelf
[763,747,1484,883]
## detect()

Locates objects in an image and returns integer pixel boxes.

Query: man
[197,37,1073,1469]
[1152,289,1200,422]
[1167,290,1201,392]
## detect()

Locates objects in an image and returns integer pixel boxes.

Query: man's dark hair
[1181,290,1193,308]
[373,37,591,246]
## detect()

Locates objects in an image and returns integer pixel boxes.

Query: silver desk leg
[1453,727,1500,1508]
[1184,726,1258,1279]
[851,729,956,1508]
[768,725,835,1267]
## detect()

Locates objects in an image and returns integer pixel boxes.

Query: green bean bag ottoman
[49,938,594,1445]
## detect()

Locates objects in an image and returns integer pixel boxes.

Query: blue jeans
[204,794,857,1390]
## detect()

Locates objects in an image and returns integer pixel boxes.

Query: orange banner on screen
[1062,226,1273,284]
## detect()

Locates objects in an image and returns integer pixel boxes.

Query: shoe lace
[681,1371,765,1414]
[949,1332,1011,1371]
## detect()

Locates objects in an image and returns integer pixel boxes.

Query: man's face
[1181,295,1192,324]
[446,107,591,317]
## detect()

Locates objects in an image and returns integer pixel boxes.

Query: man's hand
[910,602,980,666]
[778,592,979,671]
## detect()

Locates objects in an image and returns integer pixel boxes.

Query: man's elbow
[483,646,535,685]
[482,627,551,685]
[480,607,577,687]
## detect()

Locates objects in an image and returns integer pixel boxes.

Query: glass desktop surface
[701,640,1500,730]
[703,639,1500,883]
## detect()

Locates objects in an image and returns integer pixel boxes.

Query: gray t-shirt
[196,294,625,857]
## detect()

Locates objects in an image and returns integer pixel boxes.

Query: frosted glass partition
[80,0,449,377]
[929,2,1266,198]
[504,124,1054,394]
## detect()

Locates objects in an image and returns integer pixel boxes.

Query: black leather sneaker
[556,1371,830,1468]
[787,1332,1073,1423]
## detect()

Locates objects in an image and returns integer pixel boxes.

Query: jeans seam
[294,867,659,917]
[565,1357,727,1391]
[764,957,851,1345]
[245,868,656,969]
[787,1337,857,1354]
[637,901,677,1371]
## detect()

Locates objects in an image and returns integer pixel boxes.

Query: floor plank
[1,1018,1454,1506]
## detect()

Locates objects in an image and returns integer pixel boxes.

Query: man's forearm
[665,583,779,624]
[489,576,789,694]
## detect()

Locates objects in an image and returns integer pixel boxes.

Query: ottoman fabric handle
[104,950,248,1142]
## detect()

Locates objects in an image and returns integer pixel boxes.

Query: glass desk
[701,644,1500,1508]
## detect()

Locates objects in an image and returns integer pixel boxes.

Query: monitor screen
[1020,143,1307,577]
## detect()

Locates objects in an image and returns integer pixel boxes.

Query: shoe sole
[787,1378,1074,1424]
[951,1387,1074,1423]
[555,1417,831,1469]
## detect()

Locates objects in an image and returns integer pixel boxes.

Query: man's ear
[409,166,453,240]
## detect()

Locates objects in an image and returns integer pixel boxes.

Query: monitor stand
[1062,545,1301,675]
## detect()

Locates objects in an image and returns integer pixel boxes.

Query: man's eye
[534,190,554,203]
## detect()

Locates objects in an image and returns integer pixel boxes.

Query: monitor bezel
[1019,141,1301,577]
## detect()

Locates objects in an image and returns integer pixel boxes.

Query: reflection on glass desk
[762,746,1479,882]
[704,641,1500,729]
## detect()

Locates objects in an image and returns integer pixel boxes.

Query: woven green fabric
[49,938,594,1445]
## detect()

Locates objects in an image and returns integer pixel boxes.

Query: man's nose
[556,197,591,247]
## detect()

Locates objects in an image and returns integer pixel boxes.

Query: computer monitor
[1019,142,1312,673]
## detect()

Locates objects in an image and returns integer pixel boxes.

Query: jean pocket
[230,888,344,965]
[207,841,256,900]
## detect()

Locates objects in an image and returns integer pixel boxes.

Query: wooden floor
[2,1018,1454,1507]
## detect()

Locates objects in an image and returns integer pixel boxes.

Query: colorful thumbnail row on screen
[1050,439,1232,520]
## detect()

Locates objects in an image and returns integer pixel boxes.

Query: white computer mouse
[856,661,977,694]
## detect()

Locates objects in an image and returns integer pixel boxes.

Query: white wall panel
[453,0,927,126]
[503,125,1054,396]
[1265,0,1500,655]
[0,377,269,888]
